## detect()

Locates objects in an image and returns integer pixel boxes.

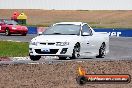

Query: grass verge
[0,41,28,57]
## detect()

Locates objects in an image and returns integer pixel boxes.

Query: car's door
[80,24,98,55]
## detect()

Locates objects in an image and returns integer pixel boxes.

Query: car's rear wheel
[70,43,80,59]
[30,55,41,61]
[97,43,106,58]
[5,28,10,36]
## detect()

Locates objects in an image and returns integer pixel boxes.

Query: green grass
[0,41,29,57]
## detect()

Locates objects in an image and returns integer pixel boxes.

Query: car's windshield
[4,20,18,25]
[43,24,81,35]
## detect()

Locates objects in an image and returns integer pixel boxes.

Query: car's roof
[55,22,86,25]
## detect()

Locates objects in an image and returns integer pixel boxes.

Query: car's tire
[76,76,87,85]
[5,28,10,36]
[58,57,67,60]
[30,55,41,61]
[70,43,80,59]
[97,43,106,58]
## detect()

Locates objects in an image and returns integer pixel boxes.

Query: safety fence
[94,28,132,37]
[27,27,132,37]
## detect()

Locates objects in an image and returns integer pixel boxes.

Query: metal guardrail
[94,28,132,37]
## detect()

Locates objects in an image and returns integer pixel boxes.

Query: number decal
[0,26,1,30]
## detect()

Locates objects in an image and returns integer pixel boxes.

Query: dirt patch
[0,57,11,61]
[0,60,132,88]
[0,10,132,28]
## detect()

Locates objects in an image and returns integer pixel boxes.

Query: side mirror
[82,32,90,36]
[38,32,43,35]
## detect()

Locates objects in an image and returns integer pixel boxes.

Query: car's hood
[31,35,79,42]
[16,25,28,29]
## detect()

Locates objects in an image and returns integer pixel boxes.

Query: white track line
[10,57,30,61]
[2,40,22,42]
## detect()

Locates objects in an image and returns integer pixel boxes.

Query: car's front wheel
[70,43,80,59]
[5,28,10,36]
[97,43,106,58]
[30,55,41,61]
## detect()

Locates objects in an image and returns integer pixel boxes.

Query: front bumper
[10,29,28,34]
[29,45,74,57]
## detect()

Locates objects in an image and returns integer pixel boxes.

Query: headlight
[56,42,69,46]
[24,27,28,30]
[30,41,38,46]
[12,27,17,29]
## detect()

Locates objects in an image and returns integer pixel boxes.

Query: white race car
[29,22,109,61]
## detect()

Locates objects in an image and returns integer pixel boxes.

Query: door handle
[87,42,89,44]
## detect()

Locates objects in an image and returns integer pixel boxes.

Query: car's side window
[0,20,2,24]
[89,27,93,35]
[82,24,92,36]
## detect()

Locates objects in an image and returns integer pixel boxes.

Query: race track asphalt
[0,33,132,64]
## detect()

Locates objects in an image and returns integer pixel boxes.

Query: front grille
[40,43,55,45]
[40,43,46,45]
[35,49,59,54]
[48,43,55,45]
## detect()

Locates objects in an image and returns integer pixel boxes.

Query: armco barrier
[27,26,37,34]
[94,28,132,37]
[27,27,132,37]
[27,26,46,34]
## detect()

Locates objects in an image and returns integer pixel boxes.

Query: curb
[9,57,30,61]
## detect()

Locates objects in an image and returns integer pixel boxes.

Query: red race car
[0,19,28,36]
